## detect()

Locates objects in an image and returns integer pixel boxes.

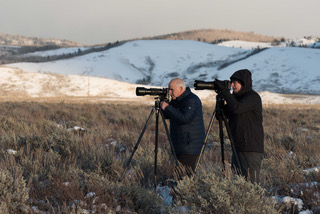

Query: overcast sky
[1,0,319,45]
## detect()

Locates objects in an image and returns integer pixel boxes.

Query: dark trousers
[176,154,198,175]
[232,151,263,183]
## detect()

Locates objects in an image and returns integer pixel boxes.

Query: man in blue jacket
[215,69,264,183]
[161,78,205,174]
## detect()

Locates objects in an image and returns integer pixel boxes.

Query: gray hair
[170,78,186,90]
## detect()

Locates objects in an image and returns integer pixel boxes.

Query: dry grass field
[0,100,319,213]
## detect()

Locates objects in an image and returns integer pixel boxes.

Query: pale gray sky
[1,0,319,45]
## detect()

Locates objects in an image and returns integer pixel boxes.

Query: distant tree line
[1,41,124,64]
[0,32,79,47]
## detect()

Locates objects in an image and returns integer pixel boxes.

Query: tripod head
[215,92,226,114]
[158,94,170,103]
[154,95,170,111]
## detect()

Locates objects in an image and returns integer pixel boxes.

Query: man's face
[231,80,242,94]
[169,81,184,100]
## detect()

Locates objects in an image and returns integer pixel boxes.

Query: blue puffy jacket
[163,87,205,155]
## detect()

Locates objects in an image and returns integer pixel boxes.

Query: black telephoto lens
[136,87,169,96]
[136,87,149,96]
[194,80,216,90]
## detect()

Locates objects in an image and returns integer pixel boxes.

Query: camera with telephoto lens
[136,87,169,101]
[194,79,231,92]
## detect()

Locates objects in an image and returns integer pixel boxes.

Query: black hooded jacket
[221,69,264,153]
[163,87,205,155]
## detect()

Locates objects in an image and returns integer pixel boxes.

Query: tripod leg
[194,109,217,172]
[218,118,225,171]
[154,109,159,191]
[221,110,241,170]
[160,110,182,170]
[121,109,155,177]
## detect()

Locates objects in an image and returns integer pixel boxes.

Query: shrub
[0,102,319,212]
[172,170,278,214]
[0,168,29,213]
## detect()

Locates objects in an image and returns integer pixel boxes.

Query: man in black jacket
[161,78,205,173]
[216,69,264,183]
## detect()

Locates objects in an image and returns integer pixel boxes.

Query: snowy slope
[3,39,320,99]
[210,47,320,94]
[6,40,250,85]
[217,41,276,49]
[1,66,320,105]
[0,66,139,98]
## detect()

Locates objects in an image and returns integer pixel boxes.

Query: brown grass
[0,100,319,213]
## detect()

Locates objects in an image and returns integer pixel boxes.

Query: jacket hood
[230,69,252,95]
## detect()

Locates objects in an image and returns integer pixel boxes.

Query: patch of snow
[273,195,304,211]
[303,167,320,174]
[217,40,278,49]
[6,149,17,155]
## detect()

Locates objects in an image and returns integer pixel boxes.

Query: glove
[214,79,230,92]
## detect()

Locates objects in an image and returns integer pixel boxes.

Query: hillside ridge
[140,29,285,44]
[0,32,82,47]
[1,29,285,48]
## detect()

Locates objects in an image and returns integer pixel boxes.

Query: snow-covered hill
[1,39,320,104]
[1,65,320,105]
[5,40,320,95]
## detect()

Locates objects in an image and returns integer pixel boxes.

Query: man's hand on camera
[214,79,229,92]
[161,101,169,110]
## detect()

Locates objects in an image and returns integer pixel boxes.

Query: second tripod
[194,93,241,172]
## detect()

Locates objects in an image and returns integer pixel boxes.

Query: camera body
[136,87,169,101]
[194,80,231,92]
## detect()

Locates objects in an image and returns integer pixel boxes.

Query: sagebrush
[0,102,319,213]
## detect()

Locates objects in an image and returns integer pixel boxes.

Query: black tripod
[194,93,241,172]
[122,97,181,191]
